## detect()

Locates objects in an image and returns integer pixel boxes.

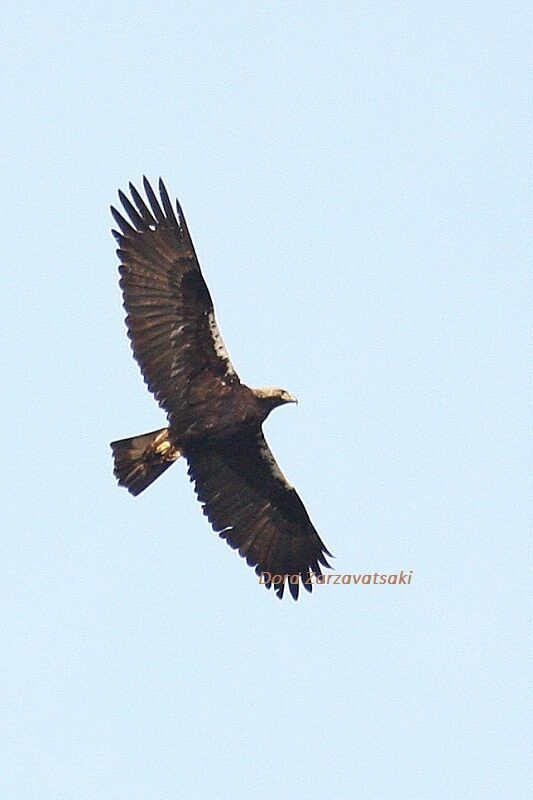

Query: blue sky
[1,2,530,798]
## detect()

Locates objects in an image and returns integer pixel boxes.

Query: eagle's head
[253,387,298,408]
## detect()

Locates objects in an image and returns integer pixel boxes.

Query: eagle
[110,178,332,599]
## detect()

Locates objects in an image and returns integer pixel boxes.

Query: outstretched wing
[111,178,239,419]
[186,431,332,599]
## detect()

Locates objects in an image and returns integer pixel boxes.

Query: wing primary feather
[175,196,193,245]
[129,182,157,226]
[110,206,136,236]
[118,190,149,231]
[142,177,166,223]
[318,551,333,568]
[288,579,299,601]
[157,178,179,226]
[125,183,155,231]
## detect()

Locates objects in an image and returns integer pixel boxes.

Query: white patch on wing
[257,435,293,490]
[170,323,186,340]
[207,311,236,375]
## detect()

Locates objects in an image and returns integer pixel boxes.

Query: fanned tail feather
[110,428,180,495]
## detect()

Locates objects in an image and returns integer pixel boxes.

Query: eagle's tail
[110,428,181,496]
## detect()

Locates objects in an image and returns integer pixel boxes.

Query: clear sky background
[1,2,530,798]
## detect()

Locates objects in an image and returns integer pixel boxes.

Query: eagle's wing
[186,431,332,599]
[111,178,239,419]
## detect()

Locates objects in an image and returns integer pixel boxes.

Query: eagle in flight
[110,178,332,599]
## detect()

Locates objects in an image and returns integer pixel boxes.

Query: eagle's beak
[286,394,298,405]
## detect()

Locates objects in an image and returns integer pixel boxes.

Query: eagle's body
[110,178,331,599]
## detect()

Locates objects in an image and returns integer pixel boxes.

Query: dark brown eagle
[110,178,332,599]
